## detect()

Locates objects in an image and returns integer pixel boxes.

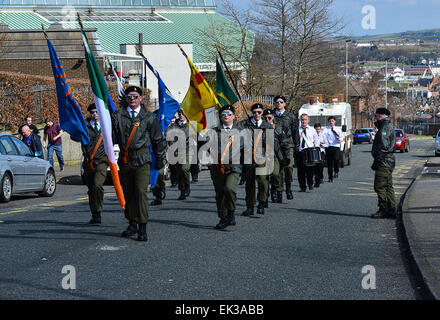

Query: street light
[345,39,351,103]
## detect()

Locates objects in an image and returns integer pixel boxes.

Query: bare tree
[359,72,385,127]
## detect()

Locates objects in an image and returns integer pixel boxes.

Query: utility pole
[345,39,351,103]
[385,60,388,109]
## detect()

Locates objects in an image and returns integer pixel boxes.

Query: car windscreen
[356,129,369,134]
[395,130,403,137]
[0,137,18,155]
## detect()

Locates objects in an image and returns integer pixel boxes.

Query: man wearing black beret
[206,104,242,230]
[81,103,108,225]
[371,107,396,219]
[272,96,300,200]
[238,103,272,215]
[111,85,166,241]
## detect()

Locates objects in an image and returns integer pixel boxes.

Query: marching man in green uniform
[112,86,166,241]
[239,103,272,216]
[371,107,397,219]
[167,109,191,200]
[263,109,290,204]
[82,103,108,225]
[205,105,243,230]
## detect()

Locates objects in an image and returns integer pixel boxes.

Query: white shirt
[323,126,343,147]
[298,125,320,152]
[275,109,285,117]
[90,120,100,132]
[316,131,328,153]
[250,118,263,128]
[127,106,141,119]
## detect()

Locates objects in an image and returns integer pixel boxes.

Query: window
[0,137,18,156]
[356,129,369,134]
[0,141,6,155]
[11,137,32,156]
[395,130,403,137]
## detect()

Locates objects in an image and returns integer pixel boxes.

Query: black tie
[332,128,339,139]
[302,127,307,149]
[131,111,136,120]
[94,123,99,134]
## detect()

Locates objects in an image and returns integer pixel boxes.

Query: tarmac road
[0,137,434,300]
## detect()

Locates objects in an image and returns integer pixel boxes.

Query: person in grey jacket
[371,107,397,219]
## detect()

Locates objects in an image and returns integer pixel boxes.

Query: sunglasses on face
[264,116,273,120]
[222,112,233,116]
[252,110,263,115]
[127,94,140,99]
[90,110,98,114]
[275,101,285,104]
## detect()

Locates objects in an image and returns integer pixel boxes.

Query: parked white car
[0,133,56,202]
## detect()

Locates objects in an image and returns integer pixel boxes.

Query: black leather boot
[137,223,148,242]
[121,221,138,237]
[257,201,265,215]
[215,218,229,230]
[89,212,101,225]
[286,184,293,200]
[227,211,236,226]
[150,198,162,206]
[277,191,283,203]
[242,207,254,216]
[271,190,279,203]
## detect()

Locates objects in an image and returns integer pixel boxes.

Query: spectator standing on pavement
[82,103,108,225]
[19,116,40,137]
[371,108,397,219]
[21,125,44,159]
[111,86,166,242]
[43,118,65,171]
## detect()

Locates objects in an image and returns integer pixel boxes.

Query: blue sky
[218,0,440,36]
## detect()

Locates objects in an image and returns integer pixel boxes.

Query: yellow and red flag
[180,50,219,132]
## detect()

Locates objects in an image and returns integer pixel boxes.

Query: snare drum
[304,147,323,166]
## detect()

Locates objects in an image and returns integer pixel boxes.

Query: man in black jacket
[273,96,300,200]
[371,108,397,219]
[82,103,108,225]
[21,125,43,159]
[112,86,166,241]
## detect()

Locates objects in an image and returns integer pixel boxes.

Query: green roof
[0,10,253,64]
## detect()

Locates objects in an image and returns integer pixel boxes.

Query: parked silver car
[0,133,56,203]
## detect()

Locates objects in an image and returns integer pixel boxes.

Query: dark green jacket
[168,120,190,157]
[372,117,396,169]
[207,123,243,176]
[82,118,106,162]
[112,105,166,167]
[273,109,300,152]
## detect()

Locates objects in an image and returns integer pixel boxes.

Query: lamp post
[345,39,351,103]
[385,60,388,109]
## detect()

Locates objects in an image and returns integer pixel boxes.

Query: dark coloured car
[353,128,372,144]
[395,129,410,153]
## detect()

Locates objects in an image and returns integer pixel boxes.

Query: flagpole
[215,45,250,118]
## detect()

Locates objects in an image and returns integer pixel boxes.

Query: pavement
[52,151,440,300]
[401,154,440,300]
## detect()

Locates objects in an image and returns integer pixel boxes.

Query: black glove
[279,158,290,168]
[371,160,379,171]
[155,158,165,170]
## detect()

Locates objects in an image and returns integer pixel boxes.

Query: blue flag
[144,57,181,188]
[46,37,89,145]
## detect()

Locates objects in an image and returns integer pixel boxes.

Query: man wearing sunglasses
[207,105,243,230]
[238,103,272,216]
[81,103,108,225]
[272,96,300,201]
[111,86,166,242]
[263,109,290,204]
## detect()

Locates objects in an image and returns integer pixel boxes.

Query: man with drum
[323,116,343,182]
[296,113,320,192]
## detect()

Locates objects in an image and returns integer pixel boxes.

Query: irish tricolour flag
[80,28,126,209]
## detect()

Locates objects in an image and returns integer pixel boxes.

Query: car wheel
[0,173,12,203]
[40,170,56,197]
